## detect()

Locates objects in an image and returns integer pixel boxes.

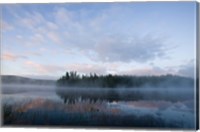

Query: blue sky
[1,2,197,79]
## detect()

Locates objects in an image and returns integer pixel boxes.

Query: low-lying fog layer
[2,84,56,93]
[58,88,194,103]
[2,84,194,102]
[1,83,196,129]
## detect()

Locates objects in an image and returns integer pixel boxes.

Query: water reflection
[56,87,194,104]
[2,84,195,128]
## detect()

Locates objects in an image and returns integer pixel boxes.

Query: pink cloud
[1,52,27,61]
[25,61,47,73]
[25,61,65,74]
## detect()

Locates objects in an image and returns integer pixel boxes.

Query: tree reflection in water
[56,88,144,104]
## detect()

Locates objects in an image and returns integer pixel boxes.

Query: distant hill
[1,75,56,85]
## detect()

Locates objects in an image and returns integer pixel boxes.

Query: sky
[1,2,197,79]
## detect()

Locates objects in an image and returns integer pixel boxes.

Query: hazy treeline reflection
[56,87,194,104]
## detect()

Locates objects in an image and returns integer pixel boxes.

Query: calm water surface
[1,84,196,129]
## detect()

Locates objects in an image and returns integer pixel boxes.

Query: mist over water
[56,86,194,103]
[2,83,194,102]
[2,84,56,94]
[1,82,196,129]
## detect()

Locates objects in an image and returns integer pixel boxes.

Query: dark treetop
[57,71,194,88]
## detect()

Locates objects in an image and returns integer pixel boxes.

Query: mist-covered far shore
[1,72,195,89]
[56,71,194,89]
[1,75,56,85]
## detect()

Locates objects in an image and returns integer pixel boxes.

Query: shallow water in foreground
[1,84,196,129]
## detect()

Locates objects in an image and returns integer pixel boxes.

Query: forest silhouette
[57,71,194,88]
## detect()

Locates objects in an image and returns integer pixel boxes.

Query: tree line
[57,71,194,88]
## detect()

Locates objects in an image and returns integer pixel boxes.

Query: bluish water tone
[1,84,196,129]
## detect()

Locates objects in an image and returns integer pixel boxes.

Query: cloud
[177,60,195,78]
[24,61,107,76]
[2,21,14,31]
[30,33,46,45]
[3,5,45,31]
[47,31,62,44]
[47,22,58,30]
[11,9,61,45]
[118,60,195,77]
[20,11,45,30]
[1,52,27,61]
[14,33,46,47]
[66,63,107,75]
[54,7,73,24]
[25,61,46,73]
[49,6,168,63]
[93,35,166,63]
[119,66,168,76]
[2,5,173,78]
[23,51,42,57]
[3,5,169,64]
[25,61,65,74]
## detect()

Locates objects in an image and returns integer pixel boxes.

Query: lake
[1,84,196,129]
